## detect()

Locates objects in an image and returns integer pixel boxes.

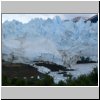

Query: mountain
[85,14,98,23]
[2,16,98,67]
[72,15,98,23]
[72,16,88,22]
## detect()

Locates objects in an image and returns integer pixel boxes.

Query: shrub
[66,67,98,86]
[57,81,66,86]
[41,75,54,86]
[2,76,11,86]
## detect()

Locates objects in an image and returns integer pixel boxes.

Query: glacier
[2,16,98,67]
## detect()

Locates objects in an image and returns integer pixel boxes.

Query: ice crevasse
[2,16,98,67]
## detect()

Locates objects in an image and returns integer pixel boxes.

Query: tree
[85,57,90,63]
[57,81,66,86]
[42,75,54,86]
[80,56,85,62]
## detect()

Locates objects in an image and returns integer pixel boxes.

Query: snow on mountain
[2,16,98,67]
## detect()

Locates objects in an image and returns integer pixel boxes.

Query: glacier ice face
[2,16,98,66]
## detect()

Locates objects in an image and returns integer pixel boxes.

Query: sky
[2,14,96,23]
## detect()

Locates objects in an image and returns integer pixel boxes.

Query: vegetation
[2,67,98,86]
[77,56,97,64]
[63,67,98,86]
[2,75,55,86]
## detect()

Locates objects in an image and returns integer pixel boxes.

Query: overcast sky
[2,14,96,23]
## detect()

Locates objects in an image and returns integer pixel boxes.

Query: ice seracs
[2,16,98,67]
